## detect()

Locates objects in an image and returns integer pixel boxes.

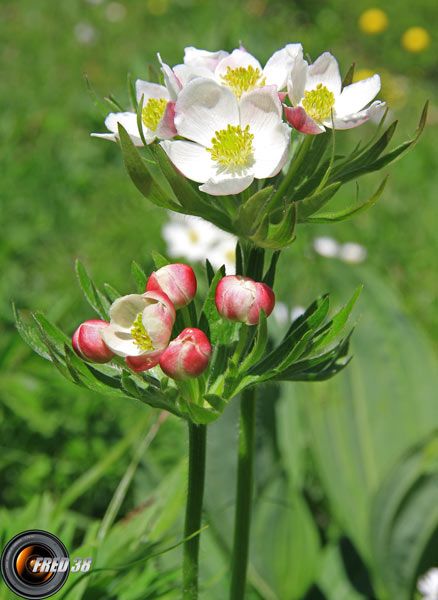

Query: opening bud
[215,275,275,326]
[159,327,212,381]
[146,263,197,309]
[72,319,115,363]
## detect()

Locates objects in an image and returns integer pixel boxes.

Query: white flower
[106,2,127,22]
[285,49,386,134]
[291,305,306,321]
[339,242,367,264]
[101,292,175,360]
[272,302,290,326]
[91,79,176,146]
[173,44,302,98]
[161,78,291,195]
[204,232,237,274]
[313,236,340,258]
[418,568,438,600]
[74,23,97,45]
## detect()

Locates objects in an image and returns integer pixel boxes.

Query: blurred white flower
[272,302,290,326]
[313,236,340,258]
[162,213,237,272]
[74,22,97,45]
[339,242,367,264]
[291,305,306,321]
[418,568,438,600]
[106,2,127,22]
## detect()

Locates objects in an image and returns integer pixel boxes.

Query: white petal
[240,85,282,131]
[101,326,143,357]
[90,132,118,143]
[214,48,263,80]
[252,121,291,178]
[263,43,303,90]
[327,100,386,130]
[160,140,216,183]
[174,78,239,146]
[157,53,181,101]
[200,173,254,195]
[95,112,143,146]
[184,46,229,71]
[287,50,308,106]
[155,102,177,139]
[109,294,148,329]
[135,80,169,104]
[173,64,215,87]
[335,74,381,117]
[306,52,342,97]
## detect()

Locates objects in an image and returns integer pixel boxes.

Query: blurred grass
[0,0,436,592]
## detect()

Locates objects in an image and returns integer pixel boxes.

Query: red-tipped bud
[159,328,211,381]
[125,350,164,372]
[72,319,115,363]
[146,263,197,309]
[215,275,275,326]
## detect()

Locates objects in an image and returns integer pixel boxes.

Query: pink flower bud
[125,350,164,372]
[146,263,197,309]
[72,319,115,363]
[215,275,275,326]
[159,328,211,381]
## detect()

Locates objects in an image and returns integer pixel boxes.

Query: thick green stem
[229,388,257,600]
[183,422,207,600]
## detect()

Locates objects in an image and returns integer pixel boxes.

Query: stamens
[141,98,167,131]
[207,124,254,166]
[220,65,266,98]
[302,83,335,121]
[131,313,154,351]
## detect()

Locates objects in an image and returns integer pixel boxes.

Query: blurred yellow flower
[354,68,375,82]
[147,0,168,16]
[358,8,388,35]
[401,27,431,53]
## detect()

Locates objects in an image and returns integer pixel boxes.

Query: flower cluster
[72,262,276,378]
[92,44,386,195]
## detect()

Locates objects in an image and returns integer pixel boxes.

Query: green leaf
[153,145,234,233]
[262,251,281,287]
[311,285,362,349]
[239,311,268,373]
[296,181,342,222]
[75,259,109,319]
[103,282,121,302]
[199,266,237,347]
[342,62,355,88]
[33,312,71,352]
[12,302,51,360]
[235,186,274,236]
[127,72,137,110]
[307,177,388,223]
[370,435,438,600]
[265,202,297,249]
[131,260,148,292]
[186,402,221,425]
[151,250,170,270]
[117,123,180,211]
[274,329,314,372]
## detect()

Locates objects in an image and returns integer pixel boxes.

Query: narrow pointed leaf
[131,260,148,292]
[262,251,281,287]
[312,285,362,349]
[307,176,387,223]
[235,186,274,235]
[239,310,268,373]
[12,303,51,360]
[103,282,121,302]
[342,62,355,88]
[296,181,341,222]
[75,259,109,319]
[151,250,170,270]
[117,123,180,210]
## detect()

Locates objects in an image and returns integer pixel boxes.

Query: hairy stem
[183,422,207,600]
[229,387,257,600]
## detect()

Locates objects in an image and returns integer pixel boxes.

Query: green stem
[229,388,257,600]
[183,422,207,600]
[269,133,312,209]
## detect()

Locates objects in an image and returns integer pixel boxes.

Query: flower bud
[159,328,211,381]
[72,319,115,363]
[215,275,275,326]
[101,291,176,373]
[146,263,197,309]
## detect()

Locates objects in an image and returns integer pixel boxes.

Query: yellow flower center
[207,124,254,166]
[131,313,154,351]
[141,98,167,131]
[220,65,266,98]
[302,84,335,122]
[188,230,200,243]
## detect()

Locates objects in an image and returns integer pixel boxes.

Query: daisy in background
[162,213,238,274]
[161,78,290,195]
[91,78,176,146]
[418,568,438,600]
[285,48,386,134]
